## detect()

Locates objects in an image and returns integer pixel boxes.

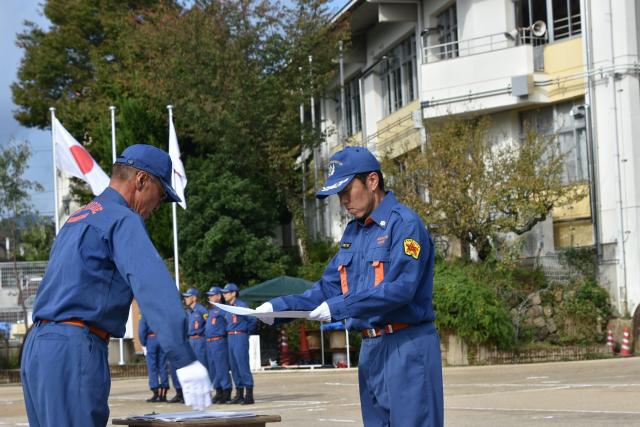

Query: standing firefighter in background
[205,286,233,403]
[21,145,211,427]
[139,315,169,402]
[183,288,209,369]
[255,146,444,426]
[222,283,257,405]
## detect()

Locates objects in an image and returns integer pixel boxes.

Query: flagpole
[49,108,60,235]
[167,105,180,290]
[109,106,117,163]
[106,105,125,366]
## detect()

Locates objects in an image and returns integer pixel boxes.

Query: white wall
[588,0,640,314]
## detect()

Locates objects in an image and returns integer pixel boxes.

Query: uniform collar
[98,187,129,208]
[357,191,397,229]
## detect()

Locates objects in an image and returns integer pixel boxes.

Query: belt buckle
[385,324,394,334]
[367,328,377,338]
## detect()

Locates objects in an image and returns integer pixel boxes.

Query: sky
[0,0,347,219]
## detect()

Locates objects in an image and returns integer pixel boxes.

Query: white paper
[125,410,256,421]
[214,302,311,319]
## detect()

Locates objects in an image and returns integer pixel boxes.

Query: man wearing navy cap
[222,283,257,405]
[205,286,233,403]
[255,146,444,426]
[21,144,212,427]
[182,288,209,369]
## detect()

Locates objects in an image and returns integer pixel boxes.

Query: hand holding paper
[309,302,331,322]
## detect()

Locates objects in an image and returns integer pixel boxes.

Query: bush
[434,260,515,349]
[556,279,612,344]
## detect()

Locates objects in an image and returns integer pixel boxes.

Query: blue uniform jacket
[32,187,195,369]
[271,192,435,330]
[138,316,155,347]
[223,299,257,334]
[187,303,208,337]
[205,306,228,338]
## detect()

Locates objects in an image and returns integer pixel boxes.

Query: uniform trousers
[189,335,208,367]
[206,337,232,389]
[145,336,169,389]
[227,333,253,387]
[357,322,443,427]
[21,322,110,427]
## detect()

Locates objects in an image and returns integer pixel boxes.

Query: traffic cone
[620,327,632,357]
[606,329,615,354]
[299,322,310,362]
[279,328,290,366]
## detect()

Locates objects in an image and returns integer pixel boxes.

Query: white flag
[168,117,187,209]
[52,118,110,195]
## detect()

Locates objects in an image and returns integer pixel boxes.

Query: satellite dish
[531,20,547,37]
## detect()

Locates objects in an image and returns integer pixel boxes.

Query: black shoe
[146,388,159,402]
[212,388,223,403]
[220,388,232,404]
[228,387,244,404]
[168,389,184,403]
[241,387,254,405]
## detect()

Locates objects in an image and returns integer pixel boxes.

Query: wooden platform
[113,414,281,427]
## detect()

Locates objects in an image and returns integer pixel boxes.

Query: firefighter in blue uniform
[183,288,208,370]
[167,307,188,403]
[21,144,211,427]
[222,283,256,405]
[139,315,169,402]
[255,146,444,427]
[205,286,233,403]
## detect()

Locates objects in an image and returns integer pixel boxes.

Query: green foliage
[558,247,597,280]
[20,215,55,261]
[384,116,585,260]
[296,239,339,281]
[556,279,612,344]
[12,0,344,289]
[434,260,515,349]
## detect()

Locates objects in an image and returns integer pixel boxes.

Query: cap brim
[315,175,354,199]
[161,180,182,204]
[181,293,191,297]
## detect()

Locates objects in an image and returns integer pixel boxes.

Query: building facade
[310,0,640,317]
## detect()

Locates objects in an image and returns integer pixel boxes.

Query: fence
[0,261,47,337]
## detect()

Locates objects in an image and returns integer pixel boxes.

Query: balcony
[421,30,546,119]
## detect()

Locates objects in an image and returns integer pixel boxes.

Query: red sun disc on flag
[70,145,95,174]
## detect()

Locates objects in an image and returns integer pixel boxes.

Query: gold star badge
[403,238,421,259]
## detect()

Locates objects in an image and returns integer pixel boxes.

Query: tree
[11,0,347,291]
[383,115,586,260]
[0,141,44,337]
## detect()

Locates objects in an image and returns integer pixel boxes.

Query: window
[381,35,418,115]
[516,0,581,42]
[520,99,588,185]
[344,78,362,136]
[437,4,458,59]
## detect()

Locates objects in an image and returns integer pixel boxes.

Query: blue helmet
[181,287,199,297]
[206,286,223,295]
[222,283,239,293]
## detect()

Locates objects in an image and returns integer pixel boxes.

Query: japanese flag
[53,117,109,195]
[168,117,187,209]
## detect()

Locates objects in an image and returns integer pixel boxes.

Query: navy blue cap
[181,287,199,297]
[206,286,223,295]
[115,144,181,204]
[222,283,239,293]
[316,146,381,199]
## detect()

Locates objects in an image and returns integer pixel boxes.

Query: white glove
[255,302,275,325]
[142,346,147,356]
[176,361,212,411]
[309,302,331,322]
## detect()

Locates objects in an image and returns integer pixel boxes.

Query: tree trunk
[286,196,310,266]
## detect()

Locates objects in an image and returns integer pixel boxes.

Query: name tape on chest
[403,238,421,259]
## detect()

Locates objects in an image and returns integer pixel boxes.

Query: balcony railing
[553,13,582,40]
[423,29,547,64]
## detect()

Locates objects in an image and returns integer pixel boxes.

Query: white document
[126,411,255,421]
[214,302,311,319]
